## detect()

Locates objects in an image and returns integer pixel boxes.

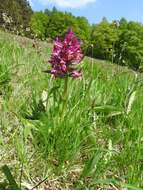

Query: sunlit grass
[1,31,143,189]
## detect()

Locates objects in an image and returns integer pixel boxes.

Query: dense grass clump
[1,31,143,190]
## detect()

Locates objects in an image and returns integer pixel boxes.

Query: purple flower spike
[49,29,84,78]
[71,71,82,78]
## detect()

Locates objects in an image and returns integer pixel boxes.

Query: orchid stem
[61,77,68,120]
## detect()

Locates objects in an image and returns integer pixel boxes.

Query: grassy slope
[1,31,143,190]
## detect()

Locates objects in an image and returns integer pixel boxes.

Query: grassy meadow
[1,31,143,190]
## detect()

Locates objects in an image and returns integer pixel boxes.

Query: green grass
[1,31,143,190]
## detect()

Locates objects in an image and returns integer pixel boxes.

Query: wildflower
[48,29,83,78]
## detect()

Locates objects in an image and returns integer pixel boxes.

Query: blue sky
[29,0,143,24]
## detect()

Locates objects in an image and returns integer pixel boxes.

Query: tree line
[1,0,143,70]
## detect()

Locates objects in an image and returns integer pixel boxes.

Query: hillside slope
[0,0,32,28]
[1,31,143,190]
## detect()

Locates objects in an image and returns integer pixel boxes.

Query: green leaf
[94,105,122,114]
[81,151,103,178]
[91,178,143,190]
[1,165,20,190]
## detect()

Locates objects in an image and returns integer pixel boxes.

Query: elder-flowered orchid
[48,29,83,78]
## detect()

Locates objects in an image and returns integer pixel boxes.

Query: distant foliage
[30,8,91,51]
[115,19,143,70]
[90,17,143,70]
[90,18,119,60]
[30,9,143,70]
[30,12,49,39]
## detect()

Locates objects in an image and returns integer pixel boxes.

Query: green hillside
[1,31,143,189]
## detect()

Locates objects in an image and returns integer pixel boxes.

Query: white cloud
[28,0,34,6]
[38,0,96,8]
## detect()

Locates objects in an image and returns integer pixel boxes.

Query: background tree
[115,20,143,70]
[30,12,49,39]
[43,9,91,50]
[90,17,119,60]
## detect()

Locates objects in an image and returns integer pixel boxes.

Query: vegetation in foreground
[1,31,143,190]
